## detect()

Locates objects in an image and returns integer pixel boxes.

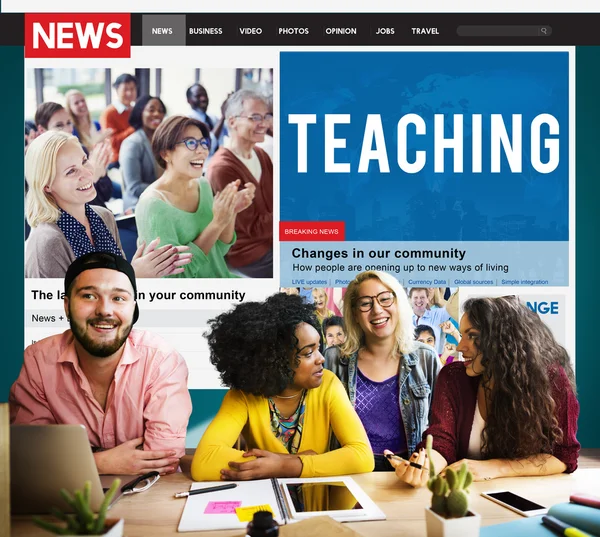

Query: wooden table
[12,468,600,536]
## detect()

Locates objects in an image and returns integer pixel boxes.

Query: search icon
[540,27,548,35]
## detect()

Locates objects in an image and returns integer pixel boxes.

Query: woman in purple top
[324,270,440,471]
[389,296,580,486]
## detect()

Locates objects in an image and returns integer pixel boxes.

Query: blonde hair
[25,130,79,227]
[65,90,93,148]
[340,270,416,358]
[312,288,328,304]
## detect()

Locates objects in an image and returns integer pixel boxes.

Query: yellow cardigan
[191,370,374,481]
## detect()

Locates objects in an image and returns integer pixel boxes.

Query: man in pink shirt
[11,252,192,475]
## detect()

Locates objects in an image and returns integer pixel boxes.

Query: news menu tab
[142,14,186,46]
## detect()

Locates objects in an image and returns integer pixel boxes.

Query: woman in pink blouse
[387,295,580,486]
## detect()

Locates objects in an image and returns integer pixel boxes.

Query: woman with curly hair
[191,293,374,481]
[324,271,440,472]
[389,296,580,486]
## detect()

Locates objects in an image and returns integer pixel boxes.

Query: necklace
[274,390,304,399]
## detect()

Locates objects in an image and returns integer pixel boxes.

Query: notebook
[481,502,600,537]
[177,476,386,532]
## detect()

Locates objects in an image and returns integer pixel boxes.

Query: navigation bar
[3,13,600,46]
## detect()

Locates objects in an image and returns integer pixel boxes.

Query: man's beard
[69,312,132,358]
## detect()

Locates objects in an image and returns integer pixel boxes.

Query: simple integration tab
[142,14,186,45]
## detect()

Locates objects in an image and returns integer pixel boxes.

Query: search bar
[457,25,552,37]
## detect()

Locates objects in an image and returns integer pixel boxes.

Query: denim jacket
[324,342,440,455]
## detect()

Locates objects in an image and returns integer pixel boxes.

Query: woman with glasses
[388,296,579,486]
[324,270,440,471]
[119,95,167,212]
[135,115,255,278]
[192,293,373,481]
[25,130,191,278]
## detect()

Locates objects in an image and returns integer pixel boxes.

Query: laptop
[10,424,157,515]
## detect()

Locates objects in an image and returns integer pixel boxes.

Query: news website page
[4,11,597,451]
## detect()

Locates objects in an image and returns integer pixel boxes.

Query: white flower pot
[65,518,124,537]
[425,507,481,537]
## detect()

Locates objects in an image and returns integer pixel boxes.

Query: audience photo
[25,68,274,280]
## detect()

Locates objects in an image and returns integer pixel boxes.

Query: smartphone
[481,490,548,517]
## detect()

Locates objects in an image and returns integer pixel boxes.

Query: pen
[541,515,593,537]
[385,453,425,470]
[174,483,238,498]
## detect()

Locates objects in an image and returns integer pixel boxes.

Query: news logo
[25,14,131,58]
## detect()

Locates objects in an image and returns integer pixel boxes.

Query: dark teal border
[575,47,600,447]
[3,46,24,404]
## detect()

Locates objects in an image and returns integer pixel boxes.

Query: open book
[177,476,386,532]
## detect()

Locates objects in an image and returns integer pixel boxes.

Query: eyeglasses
[354,291,396,312]
[235,113,273,123]
[175,137,211,151]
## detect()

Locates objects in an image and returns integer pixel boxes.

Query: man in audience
[186,83,227,161]
[100,73,137,167]
[10,253,192,475]
[208,89,273,278]
[322,316,346,349]
[409,287,452,355]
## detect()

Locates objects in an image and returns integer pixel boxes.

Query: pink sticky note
[204,501,243,514]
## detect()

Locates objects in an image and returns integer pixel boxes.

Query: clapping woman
[191,293,373,481]
[388,296,580,486]
[25,130,191,278]
[135,115,255,278]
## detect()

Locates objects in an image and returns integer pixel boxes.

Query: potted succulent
[33,479,123,536]
[424,435,481,537]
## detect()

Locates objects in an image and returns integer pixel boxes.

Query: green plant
[33,479,121,535]
[426,435,473,519]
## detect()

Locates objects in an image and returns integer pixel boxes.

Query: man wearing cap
[10,252,192,475]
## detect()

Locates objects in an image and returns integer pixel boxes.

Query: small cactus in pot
[32,479,121,535]
[426,435,473,519]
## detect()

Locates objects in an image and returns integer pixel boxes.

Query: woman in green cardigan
[135,115,255,278]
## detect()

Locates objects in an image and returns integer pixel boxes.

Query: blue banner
[280,52,569,245]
